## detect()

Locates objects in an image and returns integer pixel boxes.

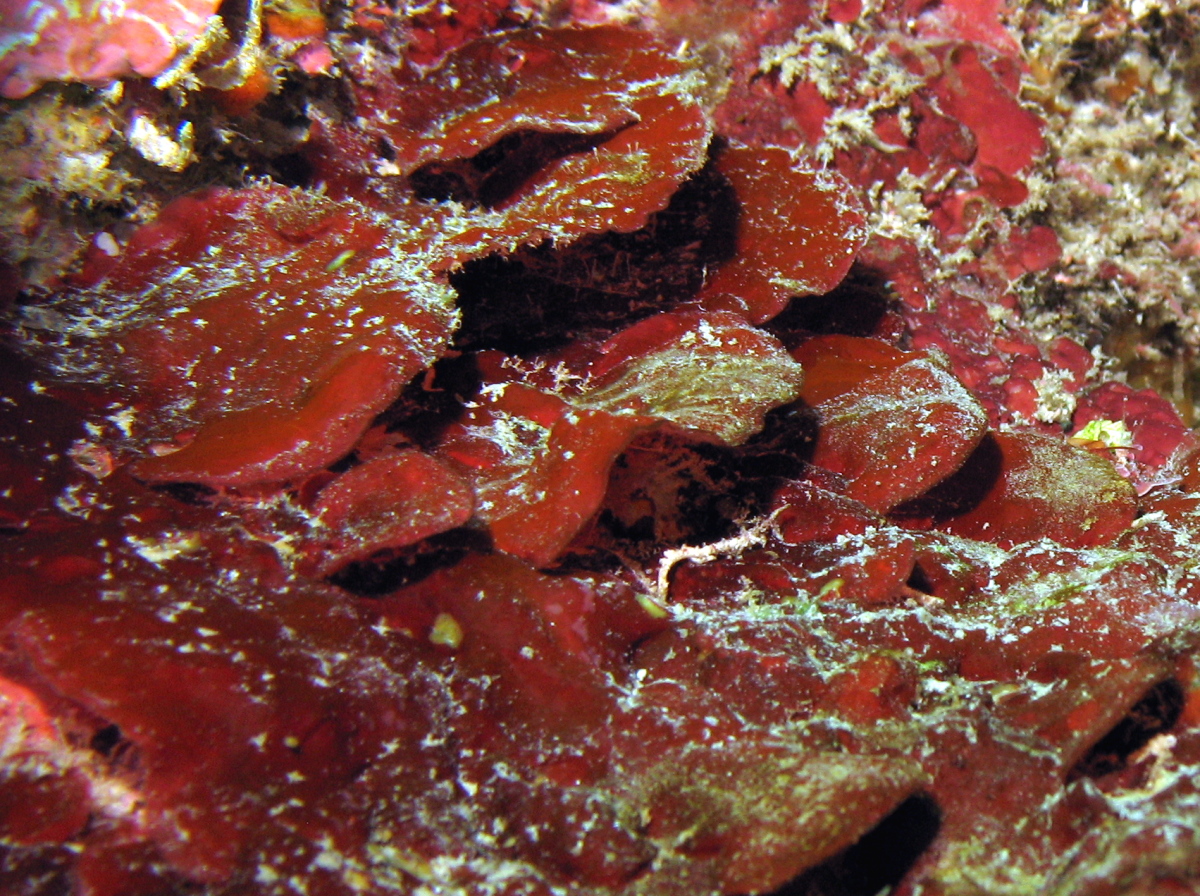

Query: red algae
[9,3,1200,896]
[697,144,867,323]
[312,25,713,249]
[810,355,988,512]
[304,449,475,575]
[24,186,457,487]
[937,431,1138,549]
[435,310,803,565]
[437,377,659,566]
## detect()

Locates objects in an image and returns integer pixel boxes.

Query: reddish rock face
[7,7,1200,896]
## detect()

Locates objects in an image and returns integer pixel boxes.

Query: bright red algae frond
[8,5,1200,896]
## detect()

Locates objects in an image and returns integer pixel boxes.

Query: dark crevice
[89,724,122,757]
[1068,678,1185,782]
[266,151,315,188]
[590,434,751,556]
[214,0,255,43]
[88,720,139,773]
[890,432,1003,523]
[765,264,893,348]
[410,126,628,209]
[764,793,941,896]
[378,353,482,448]
[905,563,936,597]
[328,528,492,596]
[150,482,218,506]
[738,401,820,478]
[450,158,738,353]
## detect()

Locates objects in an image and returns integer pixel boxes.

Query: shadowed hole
[410,127,627,209]
[905,563,936,597]
[327,528,491,596]
[736,400,819,478]
[150,482,218,506]
[890,432,1003,523]
[451,159,738,352]
[89,724,122,757]
[267,151,315,187]
[765,265,892,348]
[1068,678,1185,782]
[377,353,482,448]
[84,719,138,771]
[589,431,772,560]
[763,793,941,896]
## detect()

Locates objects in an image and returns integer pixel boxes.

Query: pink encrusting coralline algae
[0,0,221,97]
